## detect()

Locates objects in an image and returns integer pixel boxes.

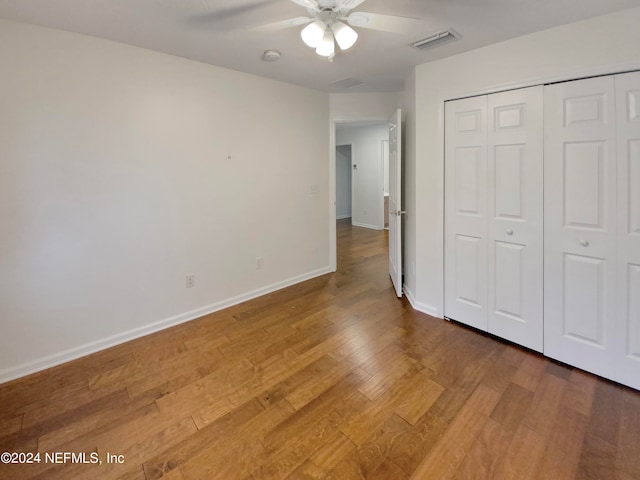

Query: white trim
[336,214,351,220]
[0,266,333,384]
[329,119,337,272]
[436,62,640,322]
[379,139,385,230]
[352,221,383,230]
[404,285,442,318]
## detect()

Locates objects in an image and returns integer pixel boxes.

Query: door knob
[506,228,514,235]
[579,239,590,247]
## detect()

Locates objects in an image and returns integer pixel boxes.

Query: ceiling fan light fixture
[332,21,358,50]
[315,29,335,57]
[301,19,326,48]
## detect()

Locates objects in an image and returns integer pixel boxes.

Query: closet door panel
[445,96,488,330]
[615,71,640,389]
[562,253,606,345]
[487,87,544,351]
[544,76,618,380]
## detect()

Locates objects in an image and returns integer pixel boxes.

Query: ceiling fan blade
[289,0,320,12]
[335,0,368,10]
[254,16,313,32]
[346,12,424,34]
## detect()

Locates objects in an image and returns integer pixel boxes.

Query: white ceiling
[1,0,639,93]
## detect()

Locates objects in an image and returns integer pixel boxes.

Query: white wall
[330,92,402,121]
[336,124,389,229]
[0,19,330,382]
[407,7,640,317]
[336,145,352,219]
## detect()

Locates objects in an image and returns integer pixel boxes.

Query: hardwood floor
[1,219,639,479]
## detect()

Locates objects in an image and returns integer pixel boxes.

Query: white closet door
[445,96,488,330]
[615,71,640,390]
[544,76,618,380]
[487,87,544,352]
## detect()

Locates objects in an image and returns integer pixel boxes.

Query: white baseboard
[0,266,333,384]
[336,214,351,220]
[403,286,442,319]
[351,221,383,230]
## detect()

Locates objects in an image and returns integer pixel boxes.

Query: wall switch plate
[256,257,263,270]
[310,183,319,195]
[186,275,195,288]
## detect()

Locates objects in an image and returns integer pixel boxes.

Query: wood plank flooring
[1,218,639,479]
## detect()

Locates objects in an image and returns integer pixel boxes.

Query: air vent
[411,29,460,50]
[332,78,365,89]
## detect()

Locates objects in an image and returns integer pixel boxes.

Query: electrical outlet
[256,257,263,270]
[186,275,195,288]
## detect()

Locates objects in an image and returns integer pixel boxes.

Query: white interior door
[544,76,619,380]
[615,71,640,390]
[444,96,488,330]
[388,108,403,297]
[487,87,544,352]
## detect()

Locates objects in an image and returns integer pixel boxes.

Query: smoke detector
[262,50,282,62]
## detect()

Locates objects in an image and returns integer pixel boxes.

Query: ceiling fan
[257,0,424,60]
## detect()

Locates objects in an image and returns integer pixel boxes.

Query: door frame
[382,139,390,229]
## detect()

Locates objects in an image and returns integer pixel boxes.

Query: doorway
[335,122,388,230]
[329,118,395,274]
